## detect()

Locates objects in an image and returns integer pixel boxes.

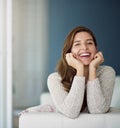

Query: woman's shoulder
[47,72,61,81]
[48,72,61,78]
[98,65,115,72]
[97,65,116,76]
[47,72,63,90]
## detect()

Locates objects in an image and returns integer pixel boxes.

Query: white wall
[0,0,5,127]
[0,0,12,128]
[13,0,49,109]
[0,1,6,127]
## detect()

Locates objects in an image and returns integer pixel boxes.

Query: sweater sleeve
[87,66,116,113]
[47,73,85,118]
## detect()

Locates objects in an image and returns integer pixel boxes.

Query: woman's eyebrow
[74,40,81,43]
[86,39,93,41]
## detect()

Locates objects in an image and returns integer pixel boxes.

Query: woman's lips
[74,52,94,65]
[80,52,91,57]
[75,52,91,63]
[74,52,92,61]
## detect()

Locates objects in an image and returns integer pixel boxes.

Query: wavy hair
[56,26,97,92]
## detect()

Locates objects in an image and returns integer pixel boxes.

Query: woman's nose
[80,44,87,50]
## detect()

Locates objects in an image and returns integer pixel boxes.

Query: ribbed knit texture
[47,66,115,119]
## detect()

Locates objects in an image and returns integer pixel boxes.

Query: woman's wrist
[76,66,84,76]
[89,67,97,80]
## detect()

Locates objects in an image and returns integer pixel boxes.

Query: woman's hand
[88,52,104,80]
[65,53,84,76]
[89,51,104,69]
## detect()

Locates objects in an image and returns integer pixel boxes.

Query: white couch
[19,76,120,128]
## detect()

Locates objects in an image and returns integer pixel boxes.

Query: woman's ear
[96,47,98,52]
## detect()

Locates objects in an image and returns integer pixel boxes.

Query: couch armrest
[111,76,120,108]
[19,108,120,128]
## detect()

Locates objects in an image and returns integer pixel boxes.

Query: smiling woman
[47,26,116,119]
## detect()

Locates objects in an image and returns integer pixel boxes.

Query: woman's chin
[79,58,92,66]
[82,61,91,66]
[77,59,92,66]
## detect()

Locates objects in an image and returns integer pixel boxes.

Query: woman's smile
[75,52,94,65]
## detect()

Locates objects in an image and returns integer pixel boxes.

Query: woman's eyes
[87,41,94,45]
[74,42,94,46]
[74,43,80,46]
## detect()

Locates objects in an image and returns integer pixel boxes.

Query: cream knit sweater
[47,66,115,119]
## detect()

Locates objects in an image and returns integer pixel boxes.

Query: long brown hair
[56,26,97,92]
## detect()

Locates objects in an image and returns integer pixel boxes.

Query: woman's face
[71,32,97,66]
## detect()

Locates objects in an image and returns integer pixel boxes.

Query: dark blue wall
[48,0,120,75]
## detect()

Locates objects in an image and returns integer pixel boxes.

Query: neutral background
[48,0,120,76]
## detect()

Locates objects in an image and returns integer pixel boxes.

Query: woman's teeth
[80,53,90,57]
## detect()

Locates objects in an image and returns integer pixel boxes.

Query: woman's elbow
[89,107,109,114]
[63,112,80,119]
[59,109,80,119]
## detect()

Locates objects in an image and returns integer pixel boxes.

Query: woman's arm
[87,66,116,113]
[47,72,85,118]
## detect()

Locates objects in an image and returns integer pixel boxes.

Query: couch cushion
[111,76,120,108]
[40,92,54,106]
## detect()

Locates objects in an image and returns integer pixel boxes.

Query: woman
[47,26,116,119]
